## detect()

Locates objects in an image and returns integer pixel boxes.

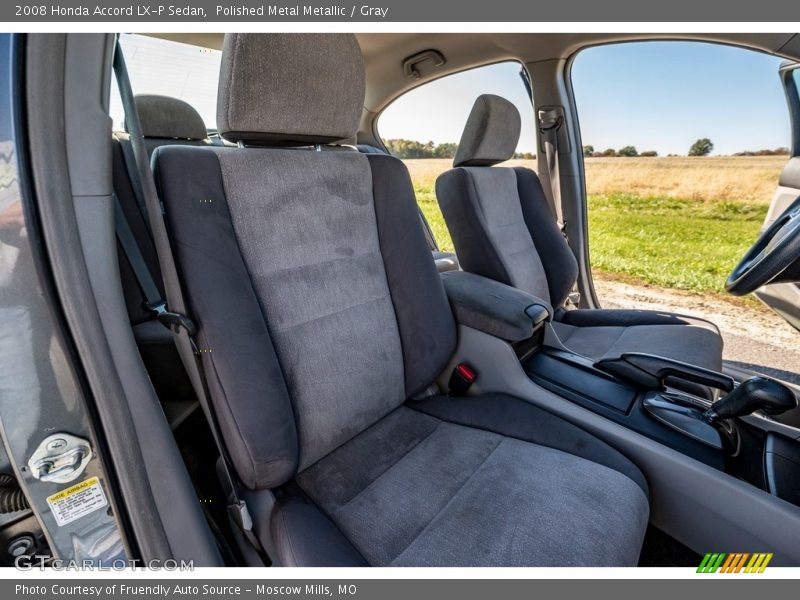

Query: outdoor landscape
[404,155,784,306]
[402,153,800,381]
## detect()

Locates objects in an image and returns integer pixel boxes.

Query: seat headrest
[453,94,521,167]
[217,33,365,146]
[129,95,208,140]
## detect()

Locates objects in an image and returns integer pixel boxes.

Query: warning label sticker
[46,476,108,527]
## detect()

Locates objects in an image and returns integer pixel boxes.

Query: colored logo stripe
[697,553,726,573]
[744,553,773,573]
[697,553,773,573]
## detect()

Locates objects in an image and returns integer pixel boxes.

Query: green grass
[587,194,767,296]
[416,188,767,299]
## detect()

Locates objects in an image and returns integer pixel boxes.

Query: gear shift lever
[704,377,797,422]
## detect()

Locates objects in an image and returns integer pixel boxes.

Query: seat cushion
[554,309,723,372]
[292,396,649,567]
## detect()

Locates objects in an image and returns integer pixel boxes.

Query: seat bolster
[514,167,578,308]
[409,393,648,496]
[559,308,721,334]
[152,144,299,489]
[270,490,368,567]
[368,154,457,397]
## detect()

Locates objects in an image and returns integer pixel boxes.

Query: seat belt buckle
[566,291,581,309]
[559,219,568,240]
[448,363,477,396]
[228,500,254,532]
[147,301,197,337]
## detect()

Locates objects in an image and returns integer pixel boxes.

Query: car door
[756,61,800,331]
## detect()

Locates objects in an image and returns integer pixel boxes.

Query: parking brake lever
[594,352,735,393]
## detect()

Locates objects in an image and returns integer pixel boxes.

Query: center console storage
[525,347,800,507]
[524,349,726,467]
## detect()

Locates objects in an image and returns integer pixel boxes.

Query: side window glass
[571,41,789,296]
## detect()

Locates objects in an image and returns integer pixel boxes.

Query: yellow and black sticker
[46,476,108,527]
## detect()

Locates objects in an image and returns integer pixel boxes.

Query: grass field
[404,156,783,300]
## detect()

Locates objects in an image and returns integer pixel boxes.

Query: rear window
[109,34,221,131]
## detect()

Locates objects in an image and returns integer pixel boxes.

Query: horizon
[378,137,790,158]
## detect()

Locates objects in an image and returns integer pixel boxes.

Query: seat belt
[113,193,164,312]
[539,108,582,308]
[111,39,262,553]
[538,108,567,240]
[115,132,152,239]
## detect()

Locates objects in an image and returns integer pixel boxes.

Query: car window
[570,41,792,371]
[378,61,536,251]
[109,34,221,131]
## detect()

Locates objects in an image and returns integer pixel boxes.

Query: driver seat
[436,94,724,373]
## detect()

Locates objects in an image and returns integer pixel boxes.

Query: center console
[525,344,800,508]
[438,269,800,511]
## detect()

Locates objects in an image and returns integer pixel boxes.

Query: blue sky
[380,41,791,156]
[114,36,792,157]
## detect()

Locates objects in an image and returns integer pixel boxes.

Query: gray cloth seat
[151,33,649,566]
[292,396,648,567]
[435,94,723,373]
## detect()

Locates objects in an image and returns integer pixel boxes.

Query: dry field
[405,155,786,204]
[583,155,786,203]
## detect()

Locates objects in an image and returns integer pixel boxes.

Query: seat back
[436,94,578,308]
[115,95,221,324]
[152,34,456,489]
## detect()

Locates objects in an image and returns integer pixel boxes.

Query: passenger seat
[150,33,649,567]
[436,94,724,373]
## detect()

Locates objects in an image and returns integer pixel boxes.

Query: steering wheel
[726,196,800,296]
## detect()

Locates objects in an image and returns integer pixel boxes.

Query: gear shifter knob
[704,377,798,421]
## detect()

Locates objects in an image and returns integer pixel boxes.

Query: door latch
[28,433,93,484]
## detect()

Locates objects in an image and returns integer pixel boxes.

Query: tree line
[384,138,534,160]
[385,137,790,159]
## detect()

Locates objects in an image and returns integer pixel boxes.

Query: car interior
[5,31,800,567]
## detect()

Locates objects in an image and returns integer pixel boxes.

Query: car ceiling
[146,32,800,116]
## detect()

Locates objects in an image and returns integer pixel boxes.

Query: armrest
[441,271,552,342]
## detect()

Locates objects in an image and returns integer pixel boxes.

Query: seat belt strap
[111,39,262,553]
[115,132,152,239]
[113,193,163,309]
[538,108,567,239]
